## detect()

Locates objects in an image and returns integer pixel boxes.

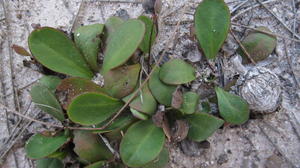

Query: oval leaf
[84,161,106,168]
[159,59,196,85]
[187,113,224,142]
[25,133,69,159]
[28,27,93,78]
[130,108,149,120]
[122,84,157,115]
[57,77,106,109]
[215,87,249,124]
[39,75,61,93]
[103,64,141,99]
[12,44,31,56]
[194,0,230,59]
[237,27,277,64]
[144,147,169,168]
[104,16,124,43]
[148,67,176,106]
[120,120,165,167]
[102,19,145,73]
[36,158,64,168]
[75,24,104,71]
[30,84,64,121]
[67,92,123,125]
[138,16,157,53]
[179,92,200,115]
[73,130,113,163]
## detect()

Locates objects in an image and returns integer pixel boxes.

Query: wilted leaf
[102,19,145,73]
[215,87,249,124]
[144,147,169,168]
[120,120,165,167]
[39,75,61,93]
[56,77,106,109]
[171,120,189,142]
[28,27,93,78]
[138,16,157,53]
[187,113,224,142]
[123,84,157,115]
[85,161,106,168]
[149,67,176,106]
[75,24,104,71]
[105,16,124,43]
[194,0,230,59]
[73,130,113,163]
[25,133,70,159]
[179,92,200,115]
[130,108,149,120]
[237,27,277,64]
[36,158,64,168]
[30,84,64,121]
[171,88,183,109]
[159,59,196,85]
[93,113,136,134]
[68,92,123,125]
[12,44,31,56]
[103,64,140,99]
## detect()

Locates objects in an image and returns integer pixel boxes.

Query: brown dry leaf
[152,111,172,141]
[12,44,31,56]
[171,88,183,109]
[172,120,189,142]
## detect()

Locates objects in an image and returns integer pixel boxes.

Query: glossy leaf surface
[25,133,69,159]
[102,19,145,73]
[123,84,157,115]
[120,120,165,167]
[215,87,249,124]
[68,92,123,125]
[28,27,93,78]
[148,67,176,106]
[138,16,157,53]
[237,27,277,64]
[194,0,230,59]
[57,77,106,109]
[75,24,104,71]
[130,108,149,120]
[179,92,200,114]
[103,64,140,99]
[187,113,224,142]
[36,158,64,168]
[73,130,113,163]
[30,84,64,121]
[159,59,196,85]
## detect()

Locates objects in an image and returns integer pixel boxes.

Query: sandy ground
[0,0,299,168]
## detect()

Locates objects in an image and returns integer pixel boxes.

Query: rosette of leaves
[21,1,252,167]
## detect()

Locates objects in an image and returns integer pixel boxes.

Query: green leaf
[144,147,169,168]
[104,16,124,43]
[25,133,70,159]
[123,84,157,115]
[93,113,136,134]
[194,0,230,59]
[39,75,61,93]
[75,24,104,71]
[30,84,64,121]
[130,108,149,120]
[73,130,113,163]
[148,67,176,106]
[237,27,277,64]
[85,161,106,168]
[179,92,200,115]
[103,64,141,99]
[36,158,64,168]
[28,27,93,78]
[102,19,145,73]
[138,16,157,53]
[159,59,196,85]
[215,87,249,124]
[67,92,123,125]
[47,150,68,159]
[186,113,224,142]
[120,120,165,167]
[57,77,106,109]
